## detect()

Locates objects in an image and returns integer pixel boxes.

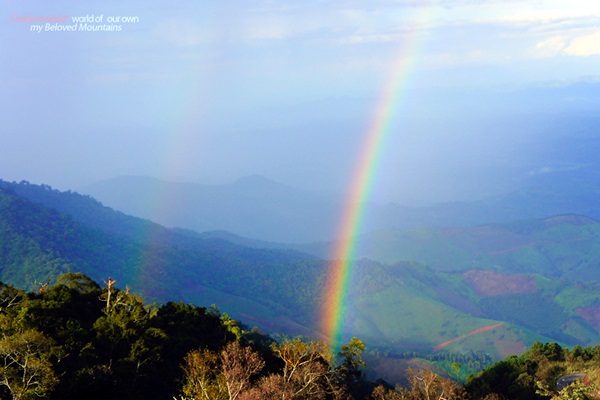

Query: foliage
[269,337,333,399]
[0,327,58,400]
[0,274,255,399]
[371,368,468,400]
[549,380,598,400]
[465,341,600,400]
[0,273,383,399]
[336,337,368,394]
[0,273,600,399]
[181,348,226,400]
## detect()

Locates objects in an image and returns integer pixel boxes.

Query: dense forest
[0,273,410,400]
[0,273,599,400]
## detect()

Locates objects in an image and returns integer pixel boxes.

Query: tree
[403,368,467,400]
[92,286,167,399]
[336,337,367,398]
[181,348,227,400]
[0,284,24,313]
[154,301,233,398]
[220,341,265,400]
[55,272,101,296]
[268,337,333,399]
[0,328,58,400]
[239,374,294,400]
[370,384,405,400]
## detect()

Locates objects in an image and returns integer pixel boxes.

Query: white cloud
[534,30,600,58]
[535,35,568,57]
[565,31,600,57]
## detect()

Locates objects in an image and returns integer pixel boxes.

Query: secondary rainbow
[320,14,436,349]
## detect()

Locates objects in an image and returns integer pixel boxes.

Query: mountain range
[2,178,600,376]
[82,147,600,244]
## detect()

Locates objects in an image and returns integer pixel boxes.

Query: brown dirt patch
[463,270,538,297]
[576,305,600,330]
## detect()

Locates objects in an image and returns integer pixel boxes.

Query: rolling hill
[300,214,600,280]
[2,179,600,367]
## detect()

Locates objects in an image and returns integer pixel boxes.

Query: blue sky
[2,0,600,203]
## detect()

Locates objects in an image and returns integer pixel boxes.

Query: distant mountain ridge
[83,175,342,243]
[83,158,600,243]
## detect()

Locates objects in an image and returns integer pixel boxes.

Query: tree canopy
[0,273,598,400]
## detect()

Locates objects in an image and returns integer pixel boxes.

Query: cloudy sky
[2,0,600,204]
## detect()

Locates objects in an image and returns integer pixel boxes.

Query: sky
[2,0,600,204]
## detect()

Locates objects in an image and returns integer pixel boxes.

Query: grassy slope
[344,263,564,359]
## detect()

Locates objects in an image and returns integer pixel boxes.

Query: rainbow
[320,13,437,349]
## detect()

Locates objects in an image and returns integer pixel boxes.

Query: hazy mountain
[83,175,343,243]
[3,180,600,362]
[82,132,600,243]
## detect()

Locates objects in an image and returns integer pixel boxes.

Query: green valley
[2,179,600,384]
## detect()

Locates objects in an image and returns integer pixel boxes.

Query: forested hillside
[0,181,324,336]
[2,180,600,381]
